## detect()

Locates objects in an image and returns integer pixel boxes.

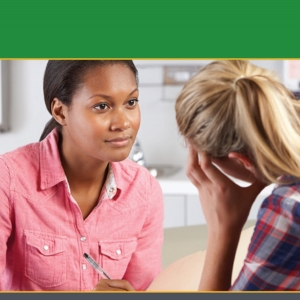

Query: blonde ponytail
[175,60,300,184]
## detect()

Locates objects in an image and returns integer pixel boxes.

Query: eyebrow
[88,88,139,100]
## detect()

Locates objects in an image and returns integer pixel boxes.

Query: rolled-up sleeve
[0,158,13,291]
[122,174,164,291]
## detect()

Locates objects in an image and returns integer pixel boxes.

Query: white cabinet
[162,195,206,228]
[161,179,275,229]
[163,195,186,228]
[163,195,205,228]
[186,195,205,226]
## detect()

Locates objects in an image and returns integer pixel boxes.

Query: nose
[110,108,130,131]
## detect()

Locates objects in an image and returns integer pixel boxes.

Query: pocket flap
[99,239,137,260]
[24,230,66,256]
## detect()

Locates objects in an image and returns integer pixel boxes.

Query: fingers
[93,279,135,292]
[198,152,231,186]
[107,279,135,291]
[94,286,126,292]
[186,146,209,187]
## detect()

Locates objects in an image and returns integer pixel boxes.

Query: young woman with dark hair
[0,60,164,291]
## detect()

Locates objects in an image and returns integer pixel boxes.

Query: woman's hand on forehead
[186,146,265,234]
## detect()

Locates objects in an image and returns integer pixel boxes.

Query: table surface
[162,219,257,269]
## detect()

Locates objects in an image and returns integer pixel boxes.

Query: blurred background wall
[0,60,286,156]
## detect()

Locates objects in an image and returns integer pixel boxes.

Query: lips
[105,136,131,147]
[106,136,131,142]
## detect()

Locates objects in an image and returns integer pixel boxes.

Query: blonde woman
[175,60,300,291]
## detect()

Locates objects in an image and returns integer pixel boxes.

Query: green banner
[0,0,299,58]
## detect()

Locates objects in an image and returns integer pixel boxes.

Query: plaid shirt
[231,177,300,291]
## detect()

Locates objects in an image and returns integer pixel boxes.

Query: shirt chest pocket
[24,230,67,287]
[99,239,137,280]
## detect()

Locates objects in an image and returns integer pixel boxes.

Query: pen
[83,253,111,280]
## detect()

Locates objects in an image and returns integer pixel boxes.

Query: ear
[51,98,67,126]
[227,152,254,172]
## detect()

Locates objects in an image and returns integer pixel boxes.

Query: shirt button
[80,236,86,242]
[82,264,87,270]
[116,249,121,255]
[44,245,49,251]
[109,187,115,193]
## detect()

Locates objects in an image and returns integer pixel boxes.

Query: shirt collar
[105,163,117,199]
[39,129,122,200]
[109,160,135,200]
[39,128,66,190]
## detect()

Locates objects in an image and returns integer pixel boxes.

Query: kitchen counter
[157,166,274,195]
[156,167,198,195]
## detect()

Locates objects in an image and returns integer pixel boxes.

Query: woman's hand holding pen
[93,279,135,291]
[83,253,135,291]
[186,146,265,290]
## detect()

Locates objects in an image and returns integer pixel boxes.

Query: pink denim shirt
[0,129,164,291]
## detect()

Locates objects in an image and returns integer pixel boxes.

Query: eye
[94,103,109,110]
[127,99,139,107]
